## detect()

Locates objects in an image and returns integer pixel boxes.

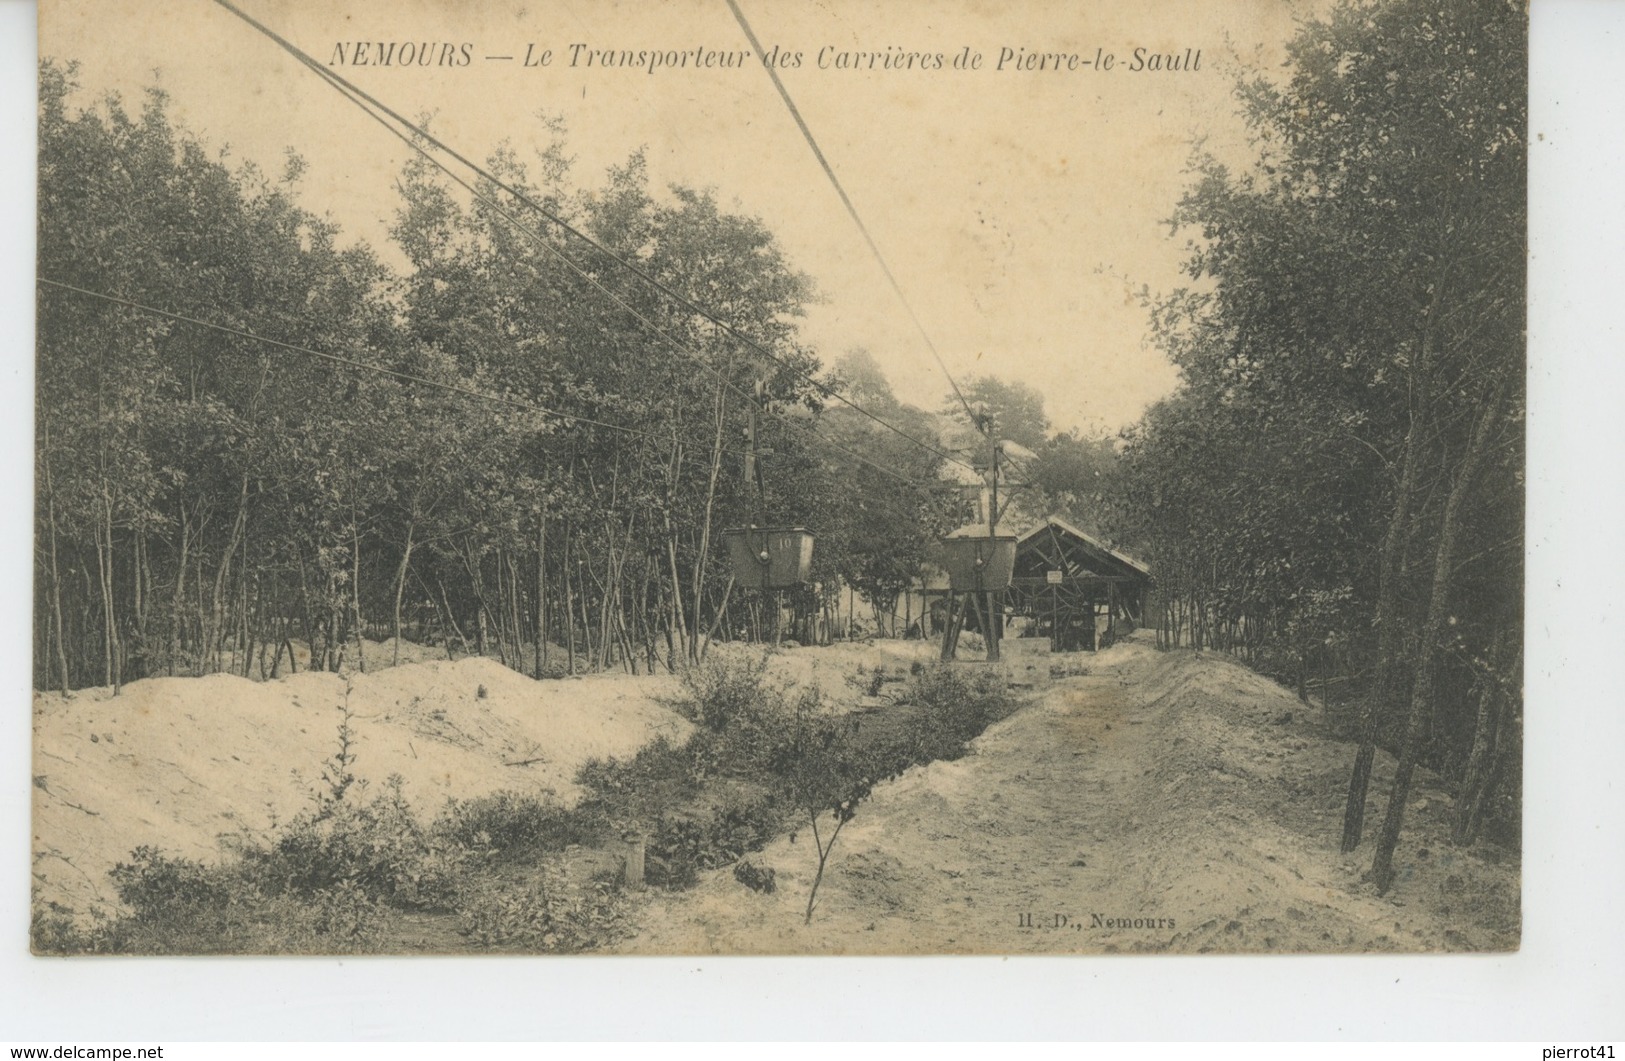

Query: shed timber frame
[1006,517,1153,651]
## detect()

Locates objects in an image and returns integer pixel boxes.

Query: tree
[1114,0,1525,885]
[37,61,408,687]
[771,696,878,925]
[950,375,1050,452]
[823,353,955,636]
[1022,429,1120,536]
[390,133,838,670]
[35,60,958,691]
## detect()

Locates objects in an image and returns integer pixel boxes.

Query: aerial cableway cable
[198,9,938,493]
[725,0,982,432]
[38,277,724,455]
[209,0,977,479]
[36,276,933,491]
[327,74,929,491]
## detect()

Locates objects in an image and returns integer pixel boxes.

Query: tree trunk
[41,425,72,693]
[665,535,690,667]
[564,532,577,677]
[1341,411,1423,851]
[1370,378,1507,893]
[166,506,190,679]
[535,513,548,679]
[95,492,120,693]
[435,576,473,658]
[1452,631,1519,845]
[392,517,417,667]
[700,576,737,659]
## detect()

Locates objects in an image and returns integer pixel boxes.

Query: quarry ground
[32,633,1520,954]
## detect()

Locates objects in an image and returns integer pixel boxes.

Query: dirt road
[620,635,1520,954]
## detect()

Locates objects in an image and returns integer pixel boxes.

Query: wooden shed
[1006,517,1153,651]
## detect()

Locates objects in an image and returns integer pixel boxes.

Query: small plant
[252,774,472,910]
[770,690,885,924]
[642,784,783,887]
[457,860,628,952]
[32,905,125,955]
[41,841,395,955]
[669,652,774,732]
[733,859,777,893]
[434,790,590,858]
[476,683,488,699]
[458,873,563,949]
[305,879,384,949]
[315,686,359,816]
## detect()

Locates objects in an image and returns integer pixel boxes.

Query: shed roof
[1014,516,1152,582]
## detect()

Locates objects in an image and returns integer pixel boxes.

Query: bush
[575,735,700,831]
[232,770,474,909]
[457,860,629,952]
[668,652,775,732]
[58,846,389,954]
[574,660,1018,918]
[246,775,473,911]
[902,663,1015,762]
[32,906,126,955]
[435,790,593,859]
[579,659,799,848]
[109,845,237,922]
[38,654,1025,950]
[646,783,785,888]
[304,879,386,949]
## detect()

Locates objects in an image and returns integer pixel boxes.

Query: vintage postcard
[31,0,1524,956]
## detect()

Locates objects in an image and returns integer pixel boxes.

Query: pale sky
[40,0,1321,435]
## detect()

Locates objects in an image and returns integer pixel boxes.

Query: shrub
[902,663,1015,762]
[434,790,593,858]
[87,846,387,954]
[304,879,386,949]
[31,903,128,955]
[575,735,700,829]
[110,846,236,921]
[645,783,785,888]
[668,652,775,732]
[247,775,473,910]
[457,860,628,952]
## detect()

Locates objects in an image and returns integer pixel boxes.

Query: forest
[1113,0,1525,886]
[35,0,1524,896]
[34,56,968,693]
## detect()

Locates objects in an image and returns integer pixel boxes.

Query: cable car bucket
[939,534,1017,593]
[937,532,1016,661]
[722,526,815,590]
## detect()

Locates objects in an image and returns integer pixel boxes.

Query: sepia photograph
[29,0,1525,960]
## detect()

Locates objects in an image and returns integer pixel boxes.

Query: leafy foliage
[433,790,593,860]
[32,60,960,690]
[247,775,473,910]
[1108,0,1524,873]
[455,863,629,952]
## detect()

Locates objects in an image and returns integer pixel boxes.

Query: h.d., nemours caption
[32,0,1523,956]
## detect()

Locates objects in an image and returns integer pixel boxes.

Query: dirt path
[619,635,1520,954]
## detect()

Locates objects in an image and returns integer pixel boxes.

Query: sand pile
[32,658,691,920]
